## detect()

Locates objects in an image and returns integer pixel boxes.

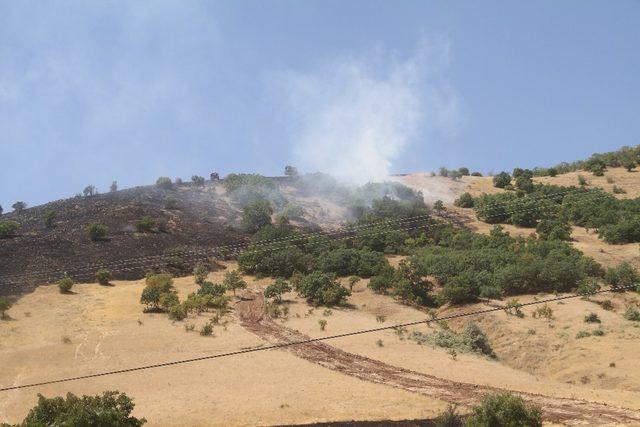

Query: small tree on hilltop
[0,204,3,215]
[264,278,291,303]
[155,177,173,189]
[223,270,247,296]
[492,172,511,189]
[0,297,12,319]
[191,175,205,186]
[110,181,118,192]
[83,185,97,197]
[284,165,299,178]
[12,201,26,214]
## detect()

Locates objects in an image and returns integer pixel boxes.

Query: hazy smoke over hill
[285,39,458,183]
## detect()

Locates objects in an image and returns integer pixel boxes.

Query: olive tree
[223,270,247,296]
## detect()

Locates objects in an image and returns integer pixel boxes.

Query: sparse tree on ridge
[284,165,299,178]
[110,181,118,192]
[12,201,26,214]
[83,185,97,197]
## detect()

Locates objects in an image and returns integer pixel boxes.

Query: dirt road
[236,291,640,426]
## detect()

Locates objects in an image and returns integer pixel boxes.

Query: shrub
[532,304,553,320]
[318,319,327,331]
[110,181,118,192]
[465,393,542,427]
[536,218,571,241]
[95,269,112,285]
[604,262,639,289]
[0,297,12,319]
[284,165,299,177]
[135,217,155,232]
[624,305,640,321]
[191,175,205,186]
[578,175,588,186]
[409,322,494,357]
[140,274,174,311]
[164,196,178,210]
[159,292,179,311]
[0,220,19,238]
[584,312,601,323]
[200,322,213,336]
[223,270,247,296]
[599,299,614,311]
[297,271,351,306]
[193,264,208,285]
[612,185,627,194]
[492,172,512,188]
[242,199,273,233]
[197,281,227,298]
[44,211,57,228]
[453,192,474,208]
[168,303,187,321]
[368,269,395,294]
[576,330,591,339]
[19,391,145,426]
[264,278,292,303]
[348,276,361,290]
[434,405,463,427]
[577,278,600,296]
[57,277,74,294]
[156,177,173,189]
[87,222,107,241]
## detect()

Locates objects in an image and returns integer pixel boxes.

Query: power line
[1,284,634,393]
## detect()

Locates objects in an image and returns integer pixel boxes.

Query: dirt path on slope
[235,291,640,426]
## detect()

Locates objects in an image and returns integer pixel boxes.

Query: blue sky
[1,1,639,209]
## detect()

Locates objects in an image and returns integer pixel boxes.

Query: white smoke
[283,39,459,183]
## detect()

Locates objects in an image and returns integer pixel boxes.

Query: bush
[193,264,208,285]
[135,217,155,232]
[0,297,12,319]
[604,262,639,289]
[493,172,512,188]
[297,271,351,306]
[57,277,74,294]
[318,247,389,278]
[624,305,640,321]
[264,278,292,303]
[200,322,213,336]
[434,405,463,427]
[44,210,57,228]
[140,274,174,311]
[168,303,187,321]
[409,322,494,357]
[19,391,145,426]
[87,222,107,241]
[95,269,112,285]
[368,268,395,294]
[578,175,588,186]
[536,218,571,241]
[465,393,542,427]
[453,192,474,208]
[0,220,19,238]
[223,270,247,296]
[196,281,226,298]
[584,312,601,323]
[164,196,179,210]
[155,177,173,189]
[242,199,273,233]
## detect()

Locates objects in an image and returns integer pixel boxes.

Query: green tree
[193,264,209,285]
[110,181,118,192]
[241,199,273,233]
[453,192,474,208]
[466,393,542,427]
[264,278,292,303]
[604,262,639,289]
[223,270,247,296]
[284,165,299,177]
[297,271,351,306]
[155,177,173,189]
[492,172,511,188]
[12,201,26,214]
[20,391,145,426]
